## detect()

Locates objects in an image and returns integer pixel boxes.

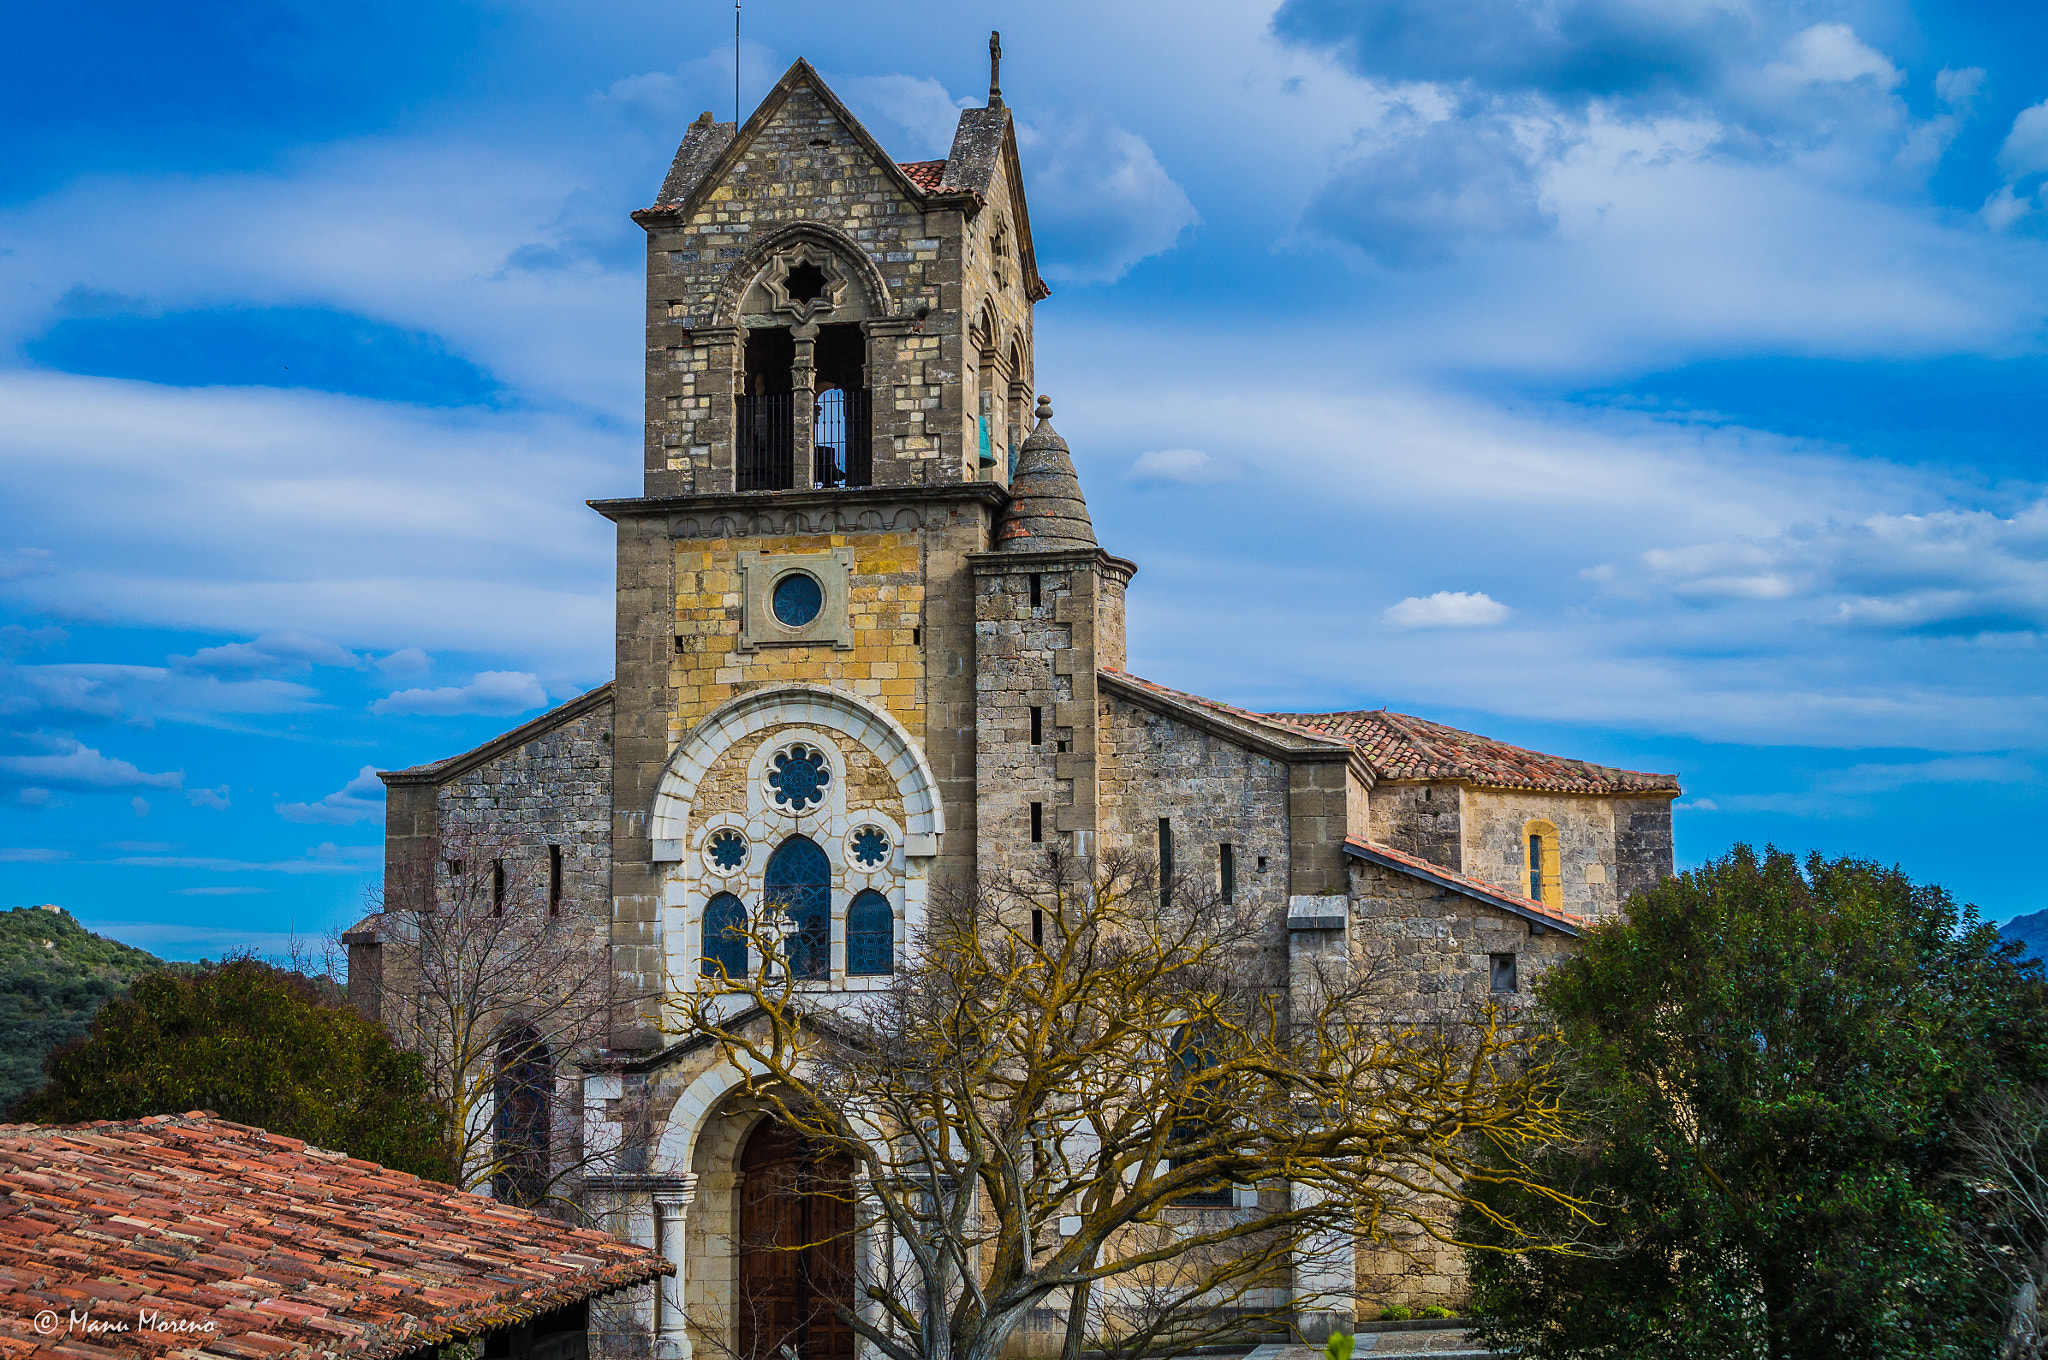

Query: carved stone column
[654,1175,698,1359]
[790,321,819,490]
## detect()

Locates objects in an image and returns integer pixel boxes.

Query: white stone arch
[651,684,943,861]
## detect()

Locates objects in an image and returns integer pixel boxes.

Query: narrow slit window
[1220,843,1235,903]
[1029,573,1041,608]
[548,845,563,915]
[448,859,463,878]
[1030,706,1042,745]
[491,859,506,917]
[1030,801,1043,843]
[1159,818,1174,908]
[1528,834,1543,900]
[1031,908,1044,947]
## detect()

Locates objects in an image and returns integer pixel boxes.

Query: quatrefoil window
[851,826,890,868]
[708,829,748,871]
[768,744,831,810]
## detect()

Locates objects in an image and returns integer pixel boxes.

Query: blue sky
[3,0,2045,958]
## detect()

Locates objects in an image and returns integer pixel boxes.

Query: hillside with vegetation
[2002,909,2048,965]
[0,907,187,1116]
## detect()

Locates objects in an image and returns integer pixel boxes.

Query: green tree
[14,957,451,1181]
[1464,846,2048,1359]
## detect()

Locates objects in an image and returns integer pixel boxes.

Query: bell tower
[626,54,1048,498]
[590,48,1087,1050]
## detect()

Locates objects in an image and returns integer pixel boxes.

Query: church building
[359,46,1680,1360]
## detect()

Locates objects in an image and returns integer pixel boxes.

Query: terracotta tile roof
[0,1113,669,1358]
[1345,838,1591,935]
[1263,709,1680,795]
[896,159,950,193]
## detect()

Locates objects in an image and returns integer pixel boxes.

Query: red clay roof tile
[1266,708,1679,794]
[0,1114,668,1359]
[896,159,951,192]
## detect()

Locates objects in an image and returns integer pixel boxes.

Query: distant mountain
[2001,910,2048,967]
[0,908,188,1116]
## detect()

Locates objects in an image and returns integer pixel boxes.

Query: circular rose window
[768,743,831,811]
[772,572,823,627]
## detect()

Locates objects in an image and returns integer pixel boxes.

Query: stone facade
[362,50,1682,1358]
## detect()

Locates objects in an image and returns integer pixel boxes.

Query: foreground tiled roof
[1264,709,1680,795]
[0,1113,669,1359]
[1345,838,1590,935]
[896,159,951,193]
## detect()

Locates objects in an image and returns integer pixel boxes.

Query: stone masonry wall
[1366,782,1462,871]
[973,564,1074,886]
[1345,857,1579,1313]
[668,531,927,750]
[435,703,615,924]
[1097,696,1292,969]
[1460,790,1621,917]
[1614,795,1677,908]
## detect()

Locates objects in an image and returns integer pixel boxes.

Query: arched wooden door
[738,1119,856,1360]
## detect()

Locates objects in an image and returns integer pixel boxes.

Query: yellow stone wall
[668,532,927,748]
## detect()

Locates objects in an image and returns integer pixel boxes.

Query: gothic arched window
[494,1027,552,1207]
[846,890,893,976]
[1167,1024,1233,1206]
[765,836,831,980]
[702,892,749,979]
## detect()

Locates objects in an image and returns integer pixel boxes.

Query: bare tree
[1959,1086,2048,1360]
[673,847,1581,1360]
[369,827,627,1211]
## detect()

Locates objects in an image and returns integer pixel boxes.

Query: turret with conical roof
[995,397,1096,550]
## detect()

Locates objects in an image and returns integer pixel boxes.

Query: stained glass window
[772,572,823,627]
[768,744,831,810]
[766,836,830,980]
[702,893,749,978]
[847,890,893,976]
[851,826,890,868]
[494,1028,551,1207]
[709,829,748,871]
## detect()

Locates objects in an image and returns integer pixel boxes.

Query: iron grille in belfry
[737,392,793,491]
[812,387,872,488]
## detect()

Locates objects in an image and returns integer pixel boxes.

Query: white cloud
[1124,448,1234,485]
[0,848,67,863]
[1383,591,1514,628]
[0,736,182,791]
[375,647,432,678]
[112,842,378,874]
[277,765,385,825]
[1766,24,1901,90]
[0,374,617,672]
[172,633,360,677]
[1999,99,2048,181]
[371,670,548,717]
[131,796,150,816]
[186,785,232,811]
[1016,112,1199,285]
[834,73,972,160]
[173,886,270,896]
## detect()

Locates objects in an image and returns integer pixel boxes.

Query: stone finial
[995,393,1096,551]
[694,110,716,127]
[989,31,1004,109]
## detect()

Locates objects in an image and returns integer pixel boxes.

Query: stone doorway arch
[737,1119,855,1360]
